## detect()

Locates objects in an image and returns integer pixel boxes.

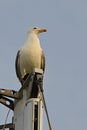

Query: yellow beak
[39,29,47,33]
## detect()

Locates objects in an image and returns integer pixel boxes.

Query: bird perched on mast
[15,27,47,85]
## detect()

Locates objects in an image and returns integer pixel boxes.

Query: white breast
[19,38,42,78]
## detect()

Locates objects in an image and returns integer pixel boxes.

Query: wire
[37,77,53,130]
[42,92,53,130]
[2,109,10,130]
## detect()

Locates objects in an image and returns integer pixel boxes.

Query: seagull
[15,27,47,85]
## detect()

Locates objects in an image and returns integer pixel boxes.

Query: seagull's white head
[28,27,47,35]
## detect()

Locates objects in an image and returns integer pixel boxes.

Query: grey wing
[41,50,45,73]
[15,50,22,82]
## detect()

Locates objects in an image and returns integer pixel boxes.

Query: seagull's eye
[33,27,37,29]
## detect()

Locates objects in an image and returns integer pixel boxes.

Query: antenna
[0,68,53,130]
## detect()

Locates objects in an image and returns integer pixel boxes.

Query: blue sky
[0,0,87,130]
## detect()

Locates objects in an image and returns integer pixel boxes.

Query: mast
[0,68,53,130]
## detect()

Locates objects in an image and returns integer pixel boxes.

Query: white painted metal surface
[24,98,43,130]
[14,93,43,130]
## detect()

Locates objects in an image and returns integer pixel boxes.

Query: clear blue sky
[0,0,87,130]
